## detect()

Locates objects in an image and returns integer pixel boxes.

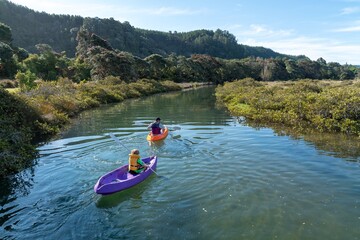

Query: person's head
[156,117,161,122]
[131,149,139,155]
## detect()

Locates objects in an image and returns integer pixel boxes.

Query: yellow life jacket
[128,154,141,171]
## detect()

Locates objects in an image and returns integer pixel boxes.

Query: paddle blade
[171,134,181,139]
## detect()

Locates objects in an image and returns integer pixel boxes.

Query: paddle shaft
[148,166,159,175]
[109,133,131,151]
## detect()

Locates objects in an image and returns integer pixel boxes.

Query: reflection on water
[147,139,166,149]
[1,87,359,240]
[241,119,360,160]
[302,133,360,160]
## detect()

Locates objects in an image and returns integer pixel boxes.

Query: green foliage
[17,45,75,81]
[16,70,36,91]
[0,0,82,56]
[14,47,29,61]
[1,0,359,84]
[216,79,360,136]
[68,58,91,83]
[0,41,18,78]
[0,87,51,178]
[0,22,12,44]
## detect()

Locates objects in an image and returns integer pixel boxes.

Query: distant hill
[0,0,300,60]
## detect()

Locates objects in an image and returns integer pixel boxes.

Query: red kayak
[146,126,168,141]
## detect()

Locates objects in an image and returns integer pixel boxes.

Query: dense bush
[215,79,360,136]
[0,87,54,178]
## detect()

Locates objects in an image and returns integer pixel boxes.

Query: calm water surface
[1,87,360,240]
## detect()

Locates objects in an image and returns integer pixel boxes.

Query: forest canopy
[0,0,297,59]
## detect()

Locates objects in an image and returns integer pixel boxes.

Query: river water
[1,87,359,240]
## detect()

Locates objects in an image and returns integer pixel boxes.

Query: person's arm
[137,158,149,168]
[159,123,165,129]
[147,122,153,130]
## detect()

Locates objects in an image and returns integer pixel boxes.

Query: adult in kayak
[147,117,165,135]
[128,149,149,174]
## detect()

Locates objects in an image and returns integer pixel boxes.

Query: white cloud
[245,24,293,37]
[10,0,112,17]
[333,21,360,32]
[9,0,204,18]
[241,36,360,64]
[336,25,360,32]
[229,24,293,39]
[233,25,360,64]
[124,7,205,16]
[340,7,360,15]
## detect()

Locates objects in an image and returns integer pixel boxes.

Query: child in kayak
[147,117,165,135]
[128,149,149,174]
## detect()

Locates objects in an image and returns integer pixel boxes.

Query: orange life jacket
[128,154,141,171]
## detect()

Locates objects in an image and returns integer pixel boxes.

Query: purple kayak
[94,156,157,195]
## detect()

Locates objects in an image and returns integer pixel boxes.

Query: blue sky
[9,0,360,64]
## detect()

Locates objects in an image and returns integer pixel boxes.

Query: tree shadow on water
[0,167,35,204]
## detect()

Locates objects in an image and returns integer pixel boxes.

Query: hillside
[0,0,297,60]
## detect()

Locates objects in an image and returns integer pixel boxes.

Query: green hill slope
[0,0,297,59]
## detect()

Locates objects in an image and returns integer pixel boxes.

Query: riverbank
[176,82,214,89]
[1,78,184,178]
[215,78,360,136]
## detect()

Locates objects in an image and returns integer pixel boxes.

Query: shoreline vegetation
[215,78,360,137]
[0,78,183,178]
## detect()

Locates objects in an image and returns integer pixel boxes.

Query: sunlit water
[1,87,360,240]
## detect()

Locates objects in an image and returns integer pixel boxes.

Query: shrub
[16,70,37,91]
[216,79,360,136]
[0,87,45,178]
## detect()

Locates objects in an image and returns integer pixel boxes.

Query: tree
[260,58,289,81]
[0,22,12,44]
[16,70,37,91]
[0,42,17,78]
[144,54,168,80]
